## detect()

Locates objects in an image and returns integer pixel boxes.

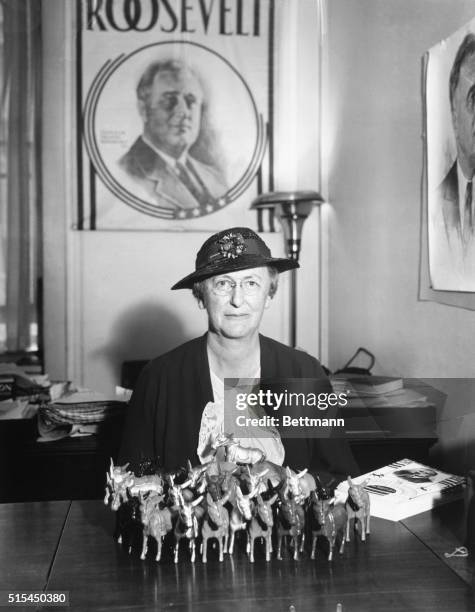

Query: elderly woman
[118,227,358,488]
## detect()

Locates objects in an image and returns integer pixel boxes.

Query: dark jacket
[118,334,359,487]
[438,160,461,238]
[119,137,227,212]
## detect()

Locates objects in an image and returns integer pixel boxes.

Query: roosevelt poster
[77,0,274,231]
[425,18,475,291]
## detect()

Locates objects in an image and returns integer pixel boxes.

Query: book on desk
[337,458,465,521]
[343,375,404,395]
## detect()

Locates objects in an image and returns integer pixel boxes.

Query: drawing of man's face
[451,52,475,177]
[394,468,437,483]
[139,67,203,160]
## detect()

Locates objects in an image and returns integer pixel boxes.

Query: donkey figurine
[224,474,259,555]
[105,459,134,511]
[201,492,230,563]
[285,467,316,505]
[128,474,164,498]
[186,460,208,495]
[173,490,204,563]
[212,432,265,465]
[309,491,347,561]
[114,490,142,552]
[139,492,173,562]
[167,473,205,524]
[247,493,278,562]
[276,493,305,561]
[345,476,370,542]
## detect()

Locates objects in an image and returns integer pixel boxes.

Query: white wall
[42,1,324,394]
[76,230,291,390]
[326,0,475,473]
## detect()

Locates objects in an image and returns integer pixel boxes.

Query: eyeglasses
[211,278,263,296]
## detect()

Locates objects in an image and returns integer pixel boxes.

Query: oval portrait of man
[85,42,265,220]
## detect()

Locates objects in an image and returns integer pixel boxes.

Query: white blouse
[197,367,285,465]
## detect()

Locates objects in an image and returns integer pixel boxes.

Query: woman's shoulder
[259,334,326,377]
[142,335,206,374]
[259,333,318,362]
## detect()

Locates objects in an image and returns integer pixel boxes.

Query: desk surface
[402,499,474,588]
[0,501,70,592]
[1,499,474,612]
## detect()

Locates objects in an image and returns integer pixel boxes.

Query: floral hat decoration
[171,227,299,290]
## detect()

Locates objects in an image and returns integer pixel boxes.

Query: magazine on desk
[336,459,466,521]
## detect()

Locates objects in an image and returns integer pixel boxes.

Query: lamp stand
[251,191,324,348]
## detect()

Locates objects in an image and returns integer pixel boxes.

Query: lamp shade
[251,190,324,261]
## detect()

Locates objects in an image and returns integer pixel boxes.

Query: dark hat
[171,227,299,290]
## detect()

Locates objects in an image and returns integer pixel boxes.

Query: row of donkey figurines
[105,456,371,564]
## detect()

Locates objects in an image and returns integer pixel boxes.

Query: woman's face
[201,267,272,340]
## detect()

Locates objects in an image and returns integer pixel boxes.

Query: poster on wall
[77,0,274,231]
[425,17,475,291]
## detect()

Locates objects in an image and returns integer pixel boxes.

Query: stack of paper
[39,389,126,425]
[37,388,128,441]
[332,375,432,408]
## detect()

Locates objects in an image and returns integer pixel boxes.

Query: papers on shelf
[342,375,403,395]
[0,398,36,420]
[37,385,128,442]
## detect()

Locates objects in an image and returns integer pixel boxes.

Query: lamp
[251,190,324,348]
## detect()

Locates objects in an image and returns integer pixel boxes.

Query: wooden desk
[402,497,475,588]
[1,499,473,611]
[0,501,70,592]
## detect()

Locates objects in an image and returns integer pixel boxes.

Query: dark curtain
[0,0,41,352]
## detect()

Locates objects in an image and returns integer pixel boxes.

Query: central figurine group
[105,453,370,565]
